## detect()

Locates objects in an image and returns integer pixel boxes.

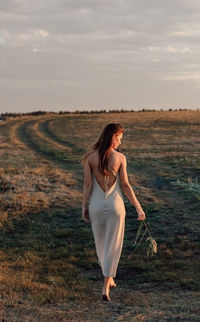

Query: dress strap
[111,167,117,176]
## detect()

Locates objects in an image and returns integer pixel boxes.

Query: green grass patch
[0,111,200,320]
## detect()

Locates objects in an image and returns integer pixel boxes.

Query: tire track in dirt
[39,118,75,150]
[17,118,75,165]
[16,117,83,187]
[2,117,81,200]
[0,118,28,149]
[33,118,72,152]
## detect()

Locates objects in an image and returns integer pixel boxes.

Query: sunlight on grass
[172,176,200,193]
[0,110,199,320]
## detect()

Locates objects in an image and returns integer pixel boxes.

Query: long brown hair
[83,123,124,175]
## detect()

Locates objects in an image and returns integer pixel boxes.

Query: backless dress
[89,172,126,277]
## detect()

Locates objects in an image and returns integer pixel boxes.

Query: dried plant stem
[128,220,157,260]
[128,226,148,259]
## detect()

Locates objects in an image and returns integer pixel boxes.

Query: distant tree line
[0,110,57,120]
[0,108,199,120]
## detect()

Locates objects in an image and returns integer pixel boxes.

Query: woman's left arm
[82,157,93,223]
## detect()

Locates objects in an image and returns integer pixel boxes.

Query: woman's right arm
[82,157,93,223]
[119,154,146,221]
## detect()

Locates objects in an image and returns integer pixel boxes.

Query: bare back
[88,149,123,192]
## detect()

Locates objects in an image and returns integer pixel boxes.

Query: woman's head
[83,123,124,175]
[96,123,124,151]
[94,123,124,175]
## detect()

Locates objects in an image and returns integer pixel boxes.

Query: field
[0,110,200,321]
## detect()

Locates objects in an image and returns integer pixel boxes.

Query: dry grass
[0,287,199,321]
[32,118,72,151]
[0,164,80,229]
[0,110,200,321]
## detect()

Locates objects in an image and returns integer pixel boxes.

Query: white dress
[89,173,126,277]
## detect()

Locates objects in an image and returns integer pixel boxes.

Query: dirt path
[1,112,199,321]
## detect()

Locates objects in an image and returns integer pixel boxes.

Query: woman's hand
[82,206,90,223]
[136,206,146,221]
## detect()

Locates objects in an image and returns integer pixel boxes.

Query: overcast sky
[1,0,200,113]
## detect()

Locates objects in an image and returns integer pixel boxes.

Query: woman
[82,123,146,301]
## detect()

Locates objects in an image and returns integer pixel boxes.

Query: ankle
[102,285,109,295]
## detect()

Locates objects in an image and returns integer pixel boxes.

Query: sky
[1,0,200,113]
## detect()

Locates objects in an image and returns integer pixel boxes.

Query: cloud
[149,46,161,52]
[32,48,39,53]
[166,46,191,53]
[164,73,200,81]
[148,46,192,54]
[0,36,6,44]
[1,0,200,112]
[170,31,191,36]
[1,29,49,46]
[169,22,200,38]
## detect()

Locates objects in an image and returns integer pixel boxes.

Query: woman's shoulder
[86,150,98,163]
[113,149,126,161]
[89,149,98,157]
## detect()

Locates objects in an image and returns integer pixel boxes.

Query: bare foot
[102,286,109,296]
[102,286,110,301]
